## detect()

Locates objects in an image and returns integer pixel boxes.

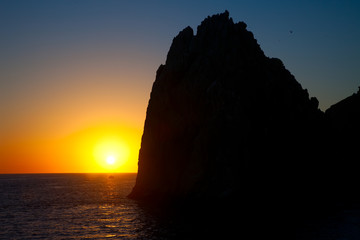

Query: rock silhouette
[326,87,360,142]
[130,11,324,201]
[325,88,360,204]
[128,11,359,238]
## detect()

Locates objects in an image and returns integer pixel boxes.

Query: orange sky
[0,53,152,173]
[0,122,143,173]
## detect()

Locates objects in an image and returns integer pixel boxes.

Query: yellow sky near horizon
[0,122,143,173]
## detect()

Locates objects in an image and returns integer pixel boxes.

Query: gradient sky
[1,0,359,173]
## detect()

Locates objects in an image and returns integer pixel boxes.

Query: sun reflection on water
[0,173,168,239]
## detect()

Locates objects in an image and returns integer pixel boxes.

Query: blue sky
[1,0,360,140]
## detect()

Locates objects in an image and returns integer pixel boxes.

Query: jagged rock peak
[166,10,264,71]
[196,10,247,37]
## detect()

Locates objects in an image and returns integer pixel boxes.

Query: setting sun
[4,123,145,174]
[106,155,116,165]
[93,137,130,171]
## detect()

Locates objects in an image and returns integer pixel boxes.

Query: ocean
[0,173,179,240]
[2,174,360,239]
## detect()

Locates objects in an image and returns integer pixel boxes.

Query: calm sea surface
[2,174,360,239]
[0,173,179,239]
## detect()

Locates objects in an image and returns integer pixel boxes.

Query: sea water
[0,173,177,239]
[2,174,359,239]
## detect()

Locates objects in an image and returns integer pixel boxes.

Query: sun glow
[93,137,130,171]
[106,155,116,165]
[49,123,142,173]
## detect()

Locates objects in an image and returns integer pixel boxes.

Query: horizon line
[0,172,137,175]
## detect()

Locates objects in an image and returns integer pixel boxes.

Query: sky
[1,0,359,173]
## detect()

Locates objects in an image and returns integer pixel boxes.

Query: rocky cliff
[128,11,328,206]
[326,87,360,138]
[325,88,360,203]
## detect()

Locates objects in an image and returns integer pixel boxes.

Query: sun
[93,137,130,172]
[106,155,116,165]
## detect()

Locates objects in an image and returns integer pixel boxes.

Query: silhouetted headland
[325,87,360,205]
[129,11,360,238]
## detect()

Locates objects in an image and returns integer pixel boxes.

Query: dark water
[2,174,360,239]
[0,173,179,239]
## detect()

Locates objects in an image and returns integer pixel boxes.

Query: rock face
[325,88,360,202]
[326,88,360,140]
[128,11,328,205]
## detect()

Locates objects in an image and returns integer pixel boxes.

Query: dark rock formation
[128,11,360,238]
[325,88,360,204]
[326,87,360,138]
[129,11,326,207]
